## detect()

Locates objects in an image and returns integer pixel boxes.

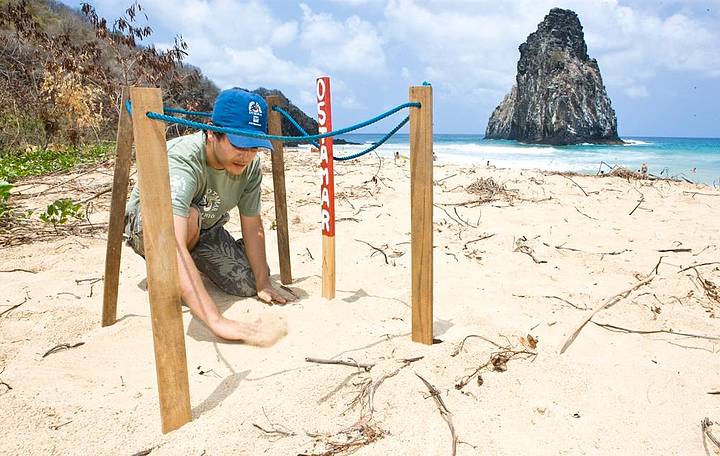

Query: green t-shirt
[126,131,262,229]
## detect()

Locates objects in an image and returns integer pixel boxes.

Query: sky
[61,0,720,137]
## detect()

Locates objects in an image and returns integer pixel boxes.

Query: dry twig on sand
[305,357,375,372]
[514,237,546,264]
[0,268,37,274]
[42,342,85,358]
[557,173,593,196]
[590,322,720,341]
[603,166,646,181]
[415,372,457,456]
[453,336,537,389]
[305,356,423,373]
[0,296,28,318]
[702,418,720,450]
[559,274,656,354]
[465,177,514,204]
[302,357,422,455]
[252,407,297,441]
[0,367,11,394]
[691,269,720,304]
[354,239,389,265]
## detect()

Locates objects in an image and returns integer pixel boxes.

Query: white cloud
[380,0,720,104]
[221,46,320,88]
[299,4,386,74]
[80,0,719,127]
[624,85,650,98]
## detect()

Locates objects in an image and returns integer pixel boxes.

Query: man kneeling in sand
[124,88,292,346]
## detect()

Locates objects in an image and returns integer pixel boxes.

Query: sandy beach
[1,150,719,455]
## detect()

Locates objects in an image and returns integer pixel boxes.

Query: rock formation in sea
[486,8,621,145]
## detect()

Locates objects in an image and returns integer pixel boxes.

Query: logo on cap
[248,101,263,126]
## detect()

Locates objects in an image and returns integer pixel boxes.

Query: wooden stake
[102,88,134,327]
[410,85,433,345]
[317,77,336,299]
[265,95,292,285]
[322,234,335,298]
[129,87,191,433]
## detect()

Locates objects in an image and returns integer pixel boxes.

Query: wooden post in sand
[409,85,433,345]
[266,95,293,285]
[129,87,191,433]
[102,88,134,327]
[317,77,336,299]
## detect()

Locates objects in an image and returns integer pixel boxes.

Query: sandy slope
[1,150,719,455]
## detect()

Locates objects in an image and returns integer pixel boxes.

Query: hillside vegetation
[0,0,219,151]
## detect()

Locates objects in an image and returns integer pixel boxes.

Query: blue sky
[61,0,719,137]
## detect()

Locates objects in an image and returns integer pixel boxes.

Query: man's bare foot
[210,314,288,347]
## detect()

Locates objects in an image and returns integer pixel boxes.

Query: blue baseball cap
[211,88,272,150]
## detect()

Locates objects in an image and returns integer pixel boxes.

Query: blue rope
[164,106,212,117]
[139,102,420,142]
[273,106,320,148]
[273,106,408,161]
[124,99,418,159]
[334,116,409,161]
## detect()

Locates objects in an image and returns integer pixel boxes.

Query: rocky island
[486,8,622,145]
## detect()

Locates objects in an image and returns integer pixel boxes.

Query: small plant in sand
[0,180,12,217]
[39,198,84,226]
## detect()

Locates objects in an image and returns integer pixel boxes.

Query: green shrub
[0,180,12,218]
[39,198,84,225]
[0,142,114,182]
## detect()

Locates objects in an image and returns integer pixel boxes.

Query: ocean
[322,134,720,187]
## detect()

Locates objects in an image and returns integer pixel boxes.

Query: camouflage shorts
[124,208,260,297]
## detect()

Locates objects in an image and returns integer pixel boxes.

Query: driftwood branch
[305,357,374,372]
[415,372,457,456]
[42,342,85,358]
[591,322,720,341]
[252,407,296,440]
[305,356,424,373]
[451,334,504,357]
[559,274,656,354]
[678,262,720,273]
[558,174,590,197]
[463,233,495,250]
[0,268,37,274]
[514,238,546,264]
[0,297,28,318]
[702,418,720,450]
[355,239,388,265]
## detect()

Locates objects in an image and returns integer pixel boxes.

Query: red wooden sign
[316,76,335,237]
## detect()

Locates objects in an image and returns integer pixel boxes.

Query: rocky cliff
[486,8,621,145]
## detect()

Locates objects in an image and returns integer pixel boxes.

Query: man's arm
[240,214,291,304]
[173,214,287,345]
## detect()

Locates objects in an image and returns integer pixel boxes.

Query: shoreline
[288,144,719,189]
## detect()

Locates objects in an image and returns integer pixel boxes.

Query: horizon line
[336,133,720,140]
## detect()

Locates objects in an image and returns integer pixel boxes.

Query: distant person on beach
[640,163,648,176]
[124,88,291,346]
[433,152,438,161]
[394,151,400,162]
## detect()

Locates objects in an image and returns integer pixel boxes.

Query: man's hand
[209,313,288,347]
[257,283,294,304]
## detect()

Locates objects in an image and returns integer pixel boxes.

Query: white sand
[1,151,719,455]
